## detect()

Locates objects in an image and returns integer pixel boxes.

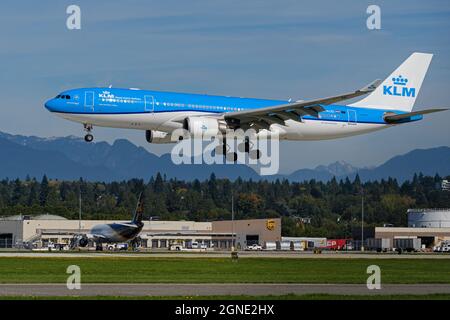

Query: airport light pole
[78,186,82,233]
[361,187,364,252]
[231,193,235,252]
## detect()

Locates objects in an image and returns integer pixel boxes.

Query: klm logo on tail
[383,75,415,98]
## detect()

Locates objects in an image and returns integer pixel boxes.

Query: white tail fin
[350,52,433,112]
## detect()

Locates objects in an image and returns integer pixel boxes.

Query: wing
[88,234,108,243]
[224,79,382,130]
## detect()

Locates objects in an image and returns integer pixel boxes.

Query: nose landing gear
[83,124,94,142]
[84,134,94,142]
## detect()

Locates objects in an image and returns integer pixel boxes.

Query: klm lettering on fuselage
[383,75,416,98]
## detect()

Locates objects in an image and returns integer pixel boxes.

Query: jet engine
[71,234,89,248]
[145,130,173,144]
[78,236,89,247]
[182,117,227,137]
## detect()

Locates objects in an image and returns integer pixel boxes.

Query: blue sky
[0,0,449,173]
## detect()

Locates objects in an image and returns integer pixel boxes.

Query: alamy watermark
[66,5,81,30]
[366,5,381,30]
[366,265,381,290]
[66,265,81,290]
[170,128,280,175]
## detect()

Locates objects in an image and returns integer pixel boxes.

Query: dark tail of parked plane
[132,193,144,225]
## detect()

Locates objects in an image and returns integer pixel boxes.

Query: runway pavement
[1,251,450,259]
[1,283,450,297]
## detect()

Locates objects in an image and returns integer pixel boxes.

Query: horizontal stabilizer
[384,108,448,123]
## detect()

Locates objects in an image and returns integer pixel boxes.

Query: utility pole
[78,187,82,233]
[231,193,235,252]
[361,187,364,252]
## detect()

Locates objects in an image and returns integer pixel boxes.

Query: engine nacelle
[78,237,89,247]
[183,117,227,138]
[72,234,89,247]
[145,130,173,144]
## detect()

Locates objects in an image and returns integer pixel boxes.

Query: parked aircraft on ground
[71,195,144,250]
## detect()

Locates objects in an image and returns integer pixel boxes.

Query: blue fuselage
[44,87,422,141]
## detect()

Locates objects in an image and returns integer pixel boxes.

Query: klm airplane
[45,52,447,157]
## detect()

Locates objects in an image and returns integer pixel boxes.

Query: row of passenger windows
[55,95,71,99]
[159,101,242,111]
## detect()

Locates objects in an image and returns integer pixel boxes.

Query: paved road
[0,283,450,297]
[1,251,450,259]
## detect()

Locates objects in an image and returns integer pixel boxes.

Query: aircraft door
[84,91,94,111]
[347,110,357,125]
[144,95,154,112]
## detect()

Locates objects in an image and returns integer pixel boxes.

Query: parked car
[190,242,207,250]
[246,244,262,251]
[106,243,128,251]
[169,244,184,251]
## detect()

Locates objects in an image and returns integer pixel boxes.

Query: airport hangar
[0,215,281,249]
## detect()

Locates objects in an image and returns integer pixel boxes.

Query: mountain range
[0,131,449,182]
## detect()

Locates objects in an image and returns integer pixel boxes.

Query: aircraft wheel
[249,149,262,160]
[238,139,253,153]
[84,134,94,142]
[226,152,238,162]
[215,144,225,155]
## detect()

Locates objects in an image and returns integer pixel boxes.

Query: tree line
[0,173,449,238]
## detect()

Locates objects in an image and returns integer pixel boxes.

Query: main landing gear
[215,137,262,162]
[83,124,94,142]
[215,138,238,162]
[238,137,262,160]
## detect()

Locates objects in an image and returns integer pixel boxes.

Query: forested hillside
[0,173,449,238]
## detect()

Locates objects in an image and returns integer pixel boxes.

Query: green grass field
[0,257,449,283]
[1,294,450,300]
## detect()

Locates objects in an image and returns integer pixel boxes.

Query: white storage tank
[408,209,450,228]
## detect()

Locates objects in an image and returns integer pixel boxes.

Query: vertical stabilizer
[350,52,433,111]
[132,193,144,224]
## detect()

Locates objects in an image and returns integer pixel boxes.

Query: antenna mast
[78,187,82,233]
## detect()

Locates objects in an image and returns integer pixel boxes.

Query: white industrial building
[0,214,281,250]
[375,208,450,248]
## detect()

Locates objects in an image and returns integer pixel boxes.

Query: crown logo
[392,75,408,86]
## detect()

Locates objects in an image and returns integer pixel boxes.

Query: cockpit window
[55,94,70,99]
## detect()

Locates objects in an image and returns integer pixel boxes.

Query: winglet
[359,79,382,93]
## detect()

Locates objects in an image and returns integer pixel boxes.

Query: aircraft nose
[44,98,59,112]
